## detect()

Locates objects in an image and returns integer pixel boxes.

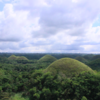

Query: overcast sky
[0,0,100,53]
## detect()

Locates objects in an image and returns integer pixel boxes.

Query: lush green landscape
[0,53,100,100]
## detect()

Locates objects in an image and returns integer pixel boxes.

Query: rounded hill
[75,56,88,64]
[8,55,28,61]
[88,58,100,71]
[44,58,94,78]
[92,55,100,60]
[16,56,28,60]
[38,55,57,63]
[8,55,17,60]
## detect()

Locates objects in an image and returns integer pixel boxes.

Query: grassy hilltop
[8,55,17,60]
[16,56,28,60]
[8,55,28,61]
[36,55,57,69]
[44,58,94,78]
[38,55,57,63]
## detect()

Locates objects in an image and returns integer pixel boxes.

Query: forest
[0,53,100,100]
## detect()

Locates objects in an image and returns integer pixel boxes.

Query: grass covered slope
[16,56,28,60]
[44,58,94,77]
[38,55,57,63]
[8,55,28,61]
[8,55,17,60]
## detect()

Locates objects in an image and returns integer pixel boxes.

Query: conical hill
[16,56,28,60]
[38,55,57,63]
[44,58,94,78]
[8,55,17,60]
[8,55,28,60]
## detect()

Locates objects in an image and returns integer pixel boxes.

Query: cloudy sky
[0,0,100,53]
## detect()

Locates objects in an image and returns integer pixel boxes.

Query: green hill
[38,55,57,63]
[8,55,17,60]
[44,58,94,78]
[8,55,28,61]
[75,56,88,64]
[16,56,28,61]
[92,55,100,60]
[87,58,100,71]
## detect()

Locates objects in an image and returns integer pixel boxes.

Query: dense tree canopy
[0,53,99,100]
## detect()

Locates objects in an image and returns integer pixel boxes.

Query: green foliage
[24,71,100,100]
[0,56,10,63]
[88,58,100,71]
[75,56,88,64]
[0,92,11,100]
[33,93,40,99]
[10,93,29,100]
[42,88,51,96]
[92,55,100,60]
[81,96,87,100]
[1,54,100,100]
[83,54,94,60]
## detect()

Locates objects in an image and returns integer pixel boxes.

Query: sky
[0,0,100,53]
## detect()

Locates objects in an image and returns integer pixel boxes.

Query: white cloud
[0,3,32,42]
[0,0,100,53]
